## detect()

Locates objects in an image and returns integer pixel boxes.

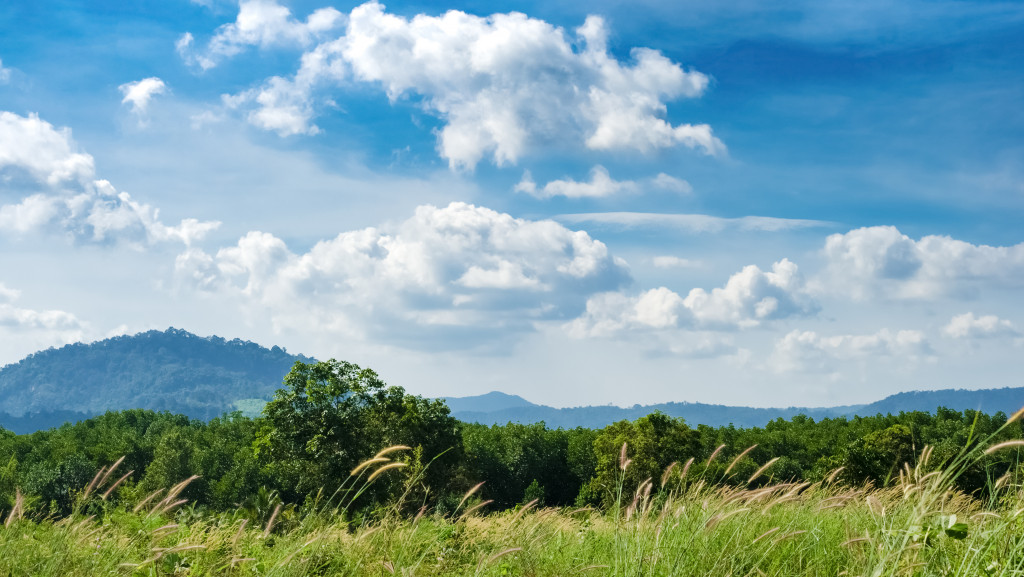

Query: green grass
[3,442,1024,576]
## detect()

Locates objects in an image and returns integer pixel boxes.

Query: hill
[1,329,1020,434]
[441,391,537,414]
[0,328,309,429]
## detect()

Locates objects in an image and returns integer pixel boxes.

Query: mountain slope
[442,391,537,414]
[0,328,309,421]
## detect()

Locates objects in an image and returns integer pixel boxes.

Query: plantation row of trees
[1,360,1022,519]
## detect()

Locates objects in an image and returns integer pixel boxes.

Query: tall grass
[3,426,1024,576]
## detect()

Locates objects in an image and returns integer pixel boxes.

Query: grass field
[3,437,1024,577]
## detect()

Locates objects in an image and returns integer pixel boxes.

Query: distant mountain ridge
[445,388,1024,429]
[0,328,1020,434]
[0,328,309,425]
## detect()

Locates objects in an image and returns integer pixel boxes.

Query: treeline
[1,360,1022,519]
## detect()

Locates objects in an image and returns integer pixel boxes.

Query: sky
[0,0,1022,408]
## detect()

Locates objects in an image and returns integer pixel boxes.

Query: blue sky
[0,0,1022,408]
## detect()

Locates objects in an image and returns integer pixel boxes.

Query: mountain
[442,391,537,414]
[857,388,1024,416]
[0,328,309,430]
[446,387,1024,429]
[1,329,1020,434]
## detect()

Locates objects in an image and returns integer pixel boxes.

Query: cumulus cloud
[568,258,818,339]
[0,112,95,185]
[820,226,1024,299]
[119,77,168,116]
[176,202,630,348]
[557,212,831,233]
[769,328,932,374]
[943,312,1019,340]
[178,0,344,70]
[214,1,723,167]
[221,37,347,136]
[0,111,219,246]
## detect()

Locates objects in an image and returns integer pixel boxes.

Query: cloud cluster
[769,328,931,374]
[119,77,168,116]
[0,111,219,246]
[943,312,1019,340]
[177,0,343,70]
[202,1,723,168]
[820,226,1024,299]
[176,202,630,347]
[567,258,818,339]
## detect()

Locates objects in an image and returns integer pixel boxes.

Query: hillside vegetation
[0,328,308,422]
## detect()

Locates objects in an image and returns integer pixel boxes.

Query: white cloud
[515,166,637,199]
[176,202,630,348]
[557,211,831,233]
[820,226,1024,300]
[0,282,85,342]
[943,312,1019,339]
[0,283,20,302]
[515,167,695,199]
[0,303,83,332]
[218,2,724,167]
[0,58,10,84]
[0,112,95,185]
[769,328,932,374]
[652,256,699,269]
[119,77,168,115]
[0,111,219,246]
[568,258,818,339]
[179,0,344,70]
[651,173,693,194]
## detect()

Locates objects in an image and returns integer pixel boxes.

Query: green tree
[253,359,461,504]
[580,412,699,508]
[845,423,916,485]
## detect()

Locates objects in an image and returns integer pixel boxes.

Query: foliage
[0,353,1022,525]
[253,359,462,504]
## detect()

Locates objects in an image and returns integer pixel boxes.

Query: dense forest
[2,358,1022,522]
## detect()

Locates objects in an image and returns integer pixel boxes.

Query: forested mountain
[0,328,309,427]
[0,328,1020,434]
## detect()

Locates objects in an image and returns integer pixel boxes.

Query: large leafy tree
[254,359,461,502]
[580,412,700,508]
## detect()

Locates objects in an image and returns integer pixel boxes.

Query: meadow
[3,361,1024,575]
[3,434,1024,577]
